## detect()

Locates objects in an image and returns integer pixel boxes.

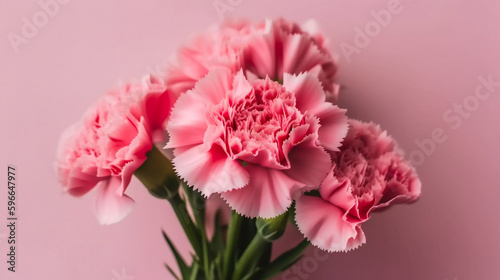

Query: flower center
[213,79,305,167]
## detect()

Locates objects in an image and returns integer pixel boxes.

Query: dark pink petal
[282,33,331,79]
[244,26,278,80]
[140,75,172,141]
[284,133,332,190]
[118,119,152,194]
[371,153,422,212]
[64,166,103,196]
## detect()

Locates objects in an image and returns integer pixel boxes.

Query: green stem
[181,183,212,280]
[134,146,204,265]
[168,193,203,259]
[223,211,244,280]
[201,231,211,280]
[232,233,270,280]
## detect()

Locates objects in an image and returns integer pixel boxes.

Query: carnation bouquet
[56,18,421,280]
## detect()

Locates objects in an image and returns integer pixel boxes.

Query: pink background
[1,0,499,279]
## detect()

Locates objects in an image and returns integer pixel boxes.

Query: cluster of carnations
[56,18,421,280]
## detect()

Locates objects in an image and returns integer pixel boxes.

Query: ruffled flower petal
[283,132,331,190]
[295,195,366,252]
[166,18,339,100]
[222,165,302,218]
[94,177,135,225]
[294,119,421,251]
[165,90,209,149]
[283,73,347,151]
[173,144,250,197]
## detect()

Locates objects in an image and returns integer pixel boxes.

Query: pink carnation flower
[244,18,339,102]
[166,18,339,102]
[166,68,347,218]
[56,75,172,224]
[295,120,421,252]
[166,20,256,99]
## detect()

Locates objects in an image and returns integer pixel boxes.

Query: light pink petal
[283,73,348,151]
[283,72,326,115]
[295,195,366,252]
[94,177,135,225]
[176,48,210,79]
[166,90,208,148]
[166,68,237,149]
[173,144,249,196]
[230,70,253,101]
[165,64,198,99]
[192,67,234,105]
[314,104,348,151]
[221,165,301,218]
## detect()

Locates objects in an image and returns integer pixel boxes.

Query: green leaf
[210,210,225,253]
[253,239,310,280]
[214,252,223,280]
[240,267,260,280]
[164,264,180,280]
[162,230,191,280]
[232,234,270,280]
[238,216,257,256]
[258,242,273,267]
[189,262,200,280]
[181,182,212,280]
[181,182,206,228]
[168,194,203,258]
[222,211,244,280]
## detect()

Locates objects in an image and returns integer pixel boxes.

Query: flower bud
[256,211,289,241]
[134,145,180,200]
